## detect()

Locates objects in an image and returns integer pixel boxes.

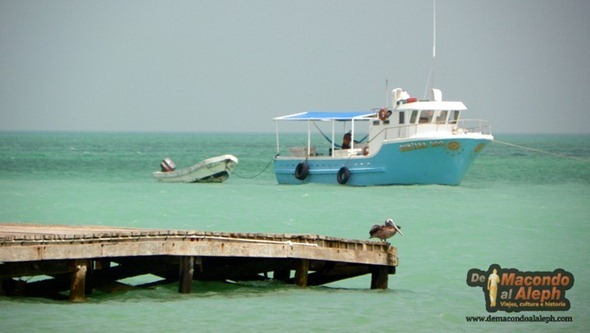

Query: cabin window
[450,110,460,124]
[399,112,405,124]
[410,110,418,124]
[419,110,434,123]
[435,110,448,124]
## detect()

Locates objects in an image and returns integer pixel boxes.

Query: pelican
[369,219,403,241]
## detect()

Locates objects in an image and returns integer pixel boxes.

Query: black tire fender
[294,162,309,180]
[337,167,350,184]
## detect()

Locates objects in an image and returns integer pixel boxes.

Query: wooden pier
[0,223,398,301]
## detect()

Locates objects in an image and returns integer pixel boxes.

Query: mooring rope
[233,156,275,179]
[494,140,590,163]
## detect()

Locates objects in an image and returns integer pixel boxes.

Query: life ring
[337,167,350,184]
[378,108,389,121]
[294,162,309,180]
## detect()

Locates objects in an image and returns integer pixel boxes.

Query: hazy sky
[1,0,589,133]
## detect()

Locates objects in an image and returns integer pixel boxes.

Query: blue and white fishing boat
[272,88,493,186]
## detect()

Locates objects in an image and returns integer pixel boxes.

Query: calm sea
[0,132,589,332]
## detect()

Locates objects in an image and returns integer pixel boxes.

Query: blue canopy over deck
[273,111,375,121]
[273,111,375,154]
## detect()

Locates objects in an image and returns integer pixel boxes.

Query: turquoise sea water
[0,132,589,332]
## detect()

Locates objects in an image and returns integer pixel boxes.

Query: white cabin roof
[273,111,375,121]
[395,101,467,111]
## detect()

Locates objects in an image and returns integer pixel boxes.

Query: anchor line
[232,157,275,179]
[494,140,590,163]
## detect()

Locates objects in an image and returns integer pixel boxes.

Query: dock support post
[69,259,88,302]
[95,259,111,270]
[294,259,309,287]
[178,256,194,294]
[370,266,389,289]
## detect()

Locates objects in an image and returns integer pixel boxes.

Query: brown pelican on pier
[369,219,403,241]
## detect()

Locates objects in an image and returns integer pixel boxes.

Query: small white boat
[152,155,238,183]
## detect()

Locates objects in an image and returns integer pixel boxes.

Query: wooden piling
[294,259,309,287]
[178,256,194,294]
[69,259,88,302]
[370,266,389,289]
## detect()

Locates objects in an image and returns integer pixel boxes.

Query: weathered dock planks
[0,223,398,301]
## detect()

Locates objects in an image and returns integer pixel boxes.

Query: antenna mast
[423,0,436,99]
[385,79,389,108]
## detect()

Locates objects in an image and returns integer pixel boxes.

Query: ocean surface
[0,132,589,332]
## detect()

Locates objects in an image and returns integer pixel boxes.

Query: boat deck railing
[455,119,492,135]
[379,120,492,141]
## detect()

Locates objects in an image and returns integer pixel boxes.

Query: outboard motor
[160,157,176,172]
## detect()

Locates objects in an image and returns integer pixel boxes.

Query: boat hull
[153,155,238,183]
[274,137,491,186]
